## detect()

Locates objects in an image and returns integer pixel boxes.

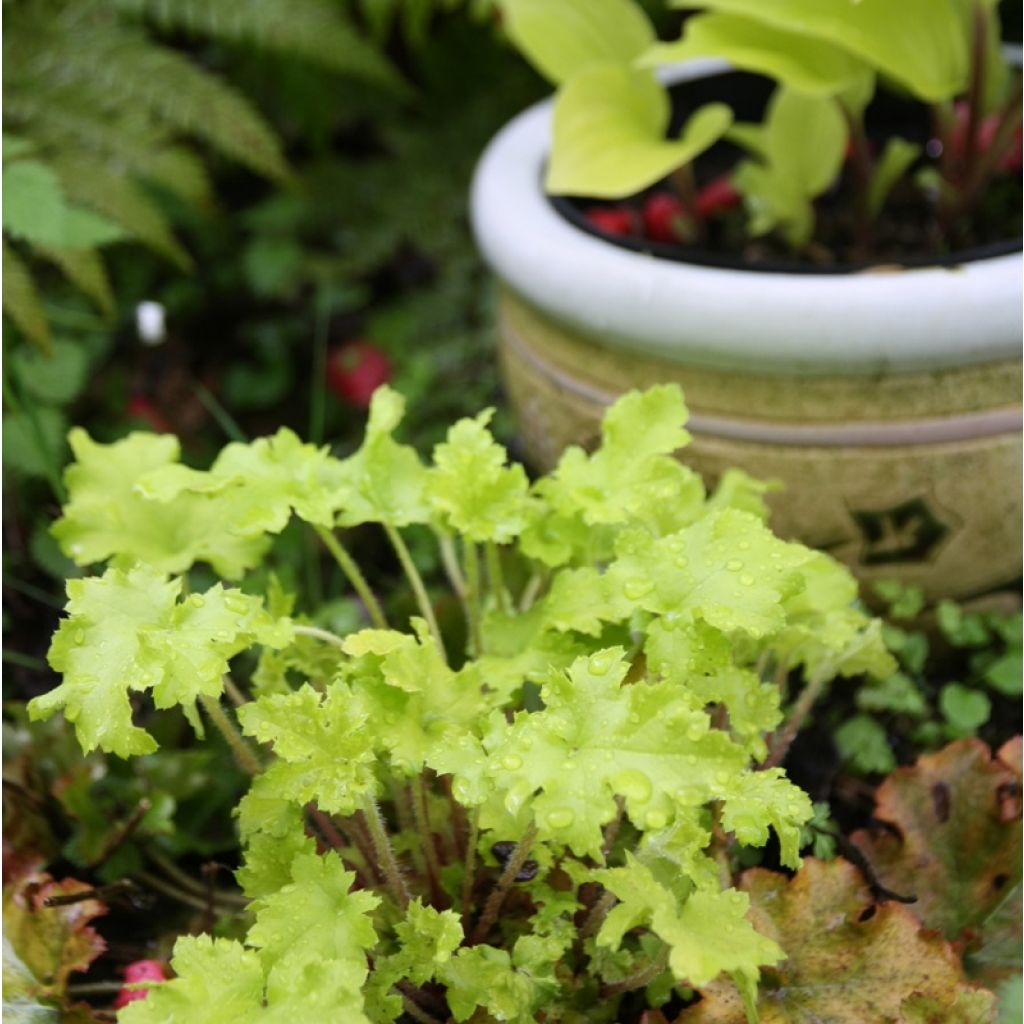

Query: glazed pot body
[471,61,1023,601]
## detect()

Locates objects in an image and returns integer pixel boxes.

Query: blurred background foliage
[2,0,548,687]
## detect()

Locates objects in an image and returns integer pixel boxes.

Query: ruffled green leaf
[237,683,378,815]
[596,854,784,988]
[51,429,269,578]
[721,769,813,868]
[30,565,289,757]
[333,386,430,528]
[138,428,344,533]
[439,944,542,1024]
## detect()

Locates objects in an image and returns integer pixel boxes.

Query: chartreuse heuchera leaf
[34,383,903,1022]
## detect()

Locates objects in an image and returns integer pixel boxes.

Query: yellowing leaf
[677,858,997,1023]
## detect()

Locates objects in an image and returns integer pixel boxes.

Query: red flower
[326,341,392,409]
[126,395,172,434]
[112,959,168,1009]
[695,175,741,220]
[584,206,637,237]
[642,192,688,243]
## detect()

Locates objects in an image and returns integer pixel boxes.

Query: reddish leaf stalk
[470,820,537,944]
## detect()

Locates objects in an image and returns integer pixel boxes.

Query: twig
[135,870,240,915]
[90,798,151,870]
[146,848,249,907]
[470,821,537,944]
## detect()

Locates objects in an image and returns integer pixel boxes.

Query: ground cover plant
[6,383,1020,1022]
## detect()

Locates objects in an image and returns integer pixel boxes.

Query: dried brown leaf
[675,858,995,1024]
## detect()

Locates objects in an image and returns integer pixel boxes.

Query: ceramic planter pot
[470,59,1023,602]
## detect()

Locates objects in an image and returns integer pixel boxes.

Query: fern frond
[144,146,214,206]
[12,20,290,182]
[49,153,192,269]
[113,0,404,91]
[32,243,116,317]
[2,241,51,351]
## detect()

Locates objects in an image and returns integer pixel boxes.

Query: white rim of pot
[470,58,1024,377]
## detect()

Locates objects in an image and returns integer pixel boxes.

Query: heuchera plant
[504,0,1020,251]
[29,385,895,1023]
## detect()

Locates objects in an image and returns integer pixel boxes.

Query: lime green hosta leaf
[453,649,751,859]
[237,683,379,815]
[439,945,542,1024]
[547,64,732,198]
[596,854,784,988]
[248,851,379,979]
[138,428,344,534]
[609,509,810,640]
[118,936,266,1023]
[675,0,967,103]
[52,429,269,578]
[425,410,531,543]
[30,565,288,757]
[502,0,654,85]
[333,386,430,528]
[641,12,872,96]
[733,87,847,249]
[343,622,487,772]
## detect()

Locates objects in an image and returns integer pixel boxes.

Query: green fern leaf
[32,243,115,317]
[114,0,405,92]
[14,21,290,182]
[49,153,192,269]
[1,240,50,351]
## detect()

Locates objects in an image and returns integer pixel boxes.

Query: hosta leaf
[333,386,430,528]
[2,873,107,1000]
[502,0,654,85]
[674,0,967,103]
[850,739,1022,943]
[641,13,871,96]
[677,858,997,1023]
[30,565,288,757]
[547,65,732,198]
[52,429,270,578]
[138,428,344,533]
[426,410,531,543]
[596,855,783,988]
[237,683,378,815]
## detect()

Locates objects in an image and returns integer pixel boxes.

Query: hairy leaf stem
[383,523,444,654]
[360,798,411,910]
[464,540,483,657]
[314,525,388,629]
[146,847,249,908]
[579,888,618,942]
[293,623,348,650]
[485,541,512,614]
[199,695,263,776]
[600,944,669,998]
[413,775,445,907]
[435,529,467,600]
[460,810,480,924]
[762,669,830,770]
[135,869,240,915]
[470,820,538,944]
